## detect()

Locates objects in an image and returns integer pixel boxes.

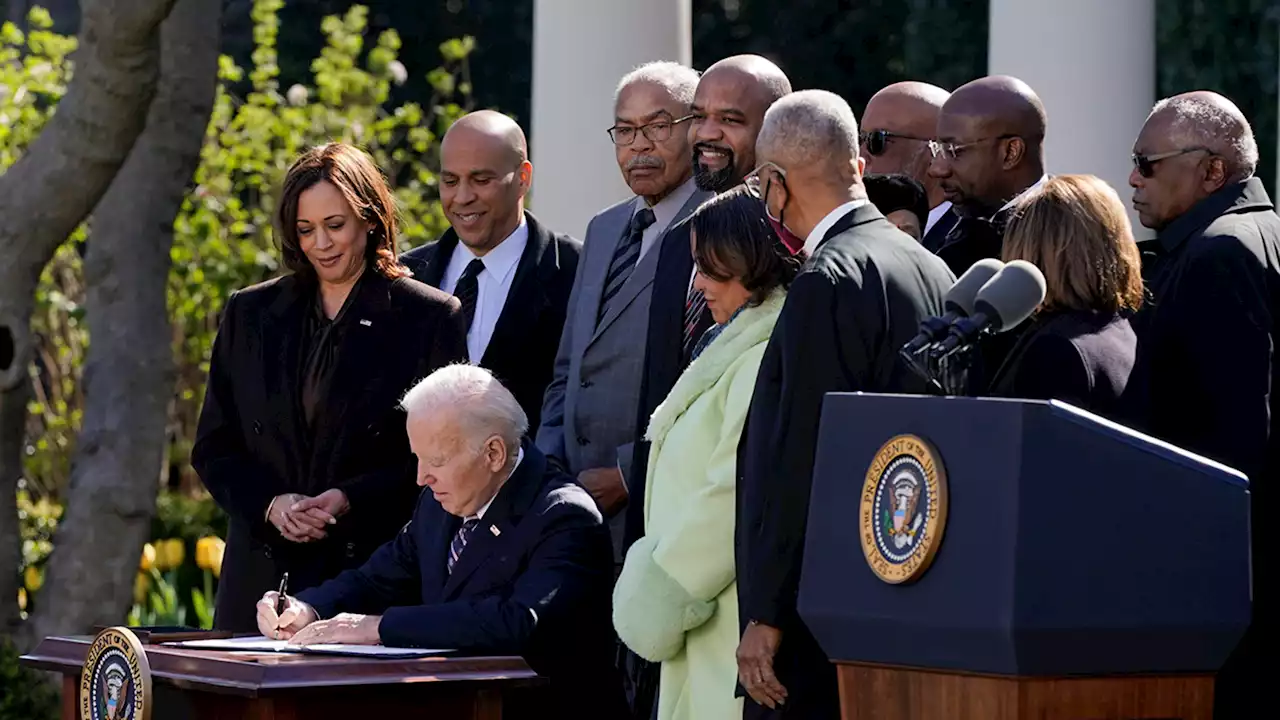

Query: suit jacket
[402,211,580,434]
[1124,179,1280,720]
[537,190,710,559]
[986,309,1136,420]
[735,204,954,718]
[192,272,468,632]
[921,206,958,252]
[622,212,717,553]
[297,442,627,720]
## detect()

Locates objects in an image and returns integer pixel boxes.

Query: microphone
[901,258,1005,354]
[929,260,1047,359]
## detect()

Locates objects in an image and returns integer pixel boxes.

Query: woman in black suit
[193,143,468,631]
[986,174,1144,419]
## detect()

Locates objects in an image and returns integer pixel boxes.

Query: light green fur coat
[614,289,785,720]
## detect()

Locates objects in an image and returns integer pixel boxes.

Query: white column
[531,0,691,239]
[990,0,1155,235]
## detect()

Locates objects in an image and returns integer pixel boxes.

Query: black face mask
[691,143,740,193]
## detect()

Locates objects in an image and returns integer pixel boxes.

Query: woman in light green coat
[614,187,802,720]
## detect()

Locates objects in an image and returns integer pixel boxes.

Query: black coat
[401,211,580,434]
[985,309,1136,420]
[623,216,714,552]
[298,442,627,720]
[736,204,954,718]
[1124,178,1280,719]
[193,271,468,632]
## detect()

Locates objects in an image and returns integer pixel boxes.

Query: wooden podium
[800,394,1252,720]
[22,635,545,720]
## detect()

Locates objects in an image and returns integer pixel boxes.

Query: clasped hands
[255,591,381,646]
[267,488,349,543]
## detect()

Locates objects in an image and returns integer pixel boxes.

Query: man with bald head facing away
[735,90,954,719]
[860,81,955,247]
[927,75,1048,276]
[402,111,580,433]
[1123,92,1280,720]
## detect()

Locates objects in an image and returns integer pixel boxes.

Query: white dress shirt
[803,198,870,256]
[999,174,1050,213]
[925,200,953,234]
[639,177,698,262]
[441,218,529,363]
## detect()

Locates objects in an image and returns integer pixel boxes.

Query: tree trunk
[19,0,223,648]
[0,0,174,644]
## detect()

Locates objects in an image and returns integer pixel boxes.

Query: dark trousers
[616,642,660,720]
[741,618,839,720]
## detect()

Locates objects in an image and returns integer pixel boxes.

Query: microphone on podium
[901,258,1006,355]
[929,260,1047,360]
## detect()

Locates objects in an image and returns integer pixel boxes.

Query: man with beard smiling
[625,53,792,545]
[537,62,707,720]
[402,111,580,433]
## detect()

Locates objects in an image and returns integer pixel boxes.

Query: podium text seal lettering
[79,626,151,720]
[859,433,949,584]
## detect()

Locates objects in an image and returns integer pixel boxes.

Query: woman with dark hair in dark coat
[986,174,1143,419]
[193,143,468,631]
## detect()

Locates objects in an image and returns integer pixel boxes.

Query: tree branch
[20,0,223,647]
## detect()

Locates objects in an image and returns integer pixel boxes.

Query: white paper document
[164,635,452,659]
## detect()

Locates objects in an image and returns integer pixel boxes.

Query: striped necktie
[453,259,485,332]
[682,285,707,360]
[447,517,479,573]
[598,208,656,323]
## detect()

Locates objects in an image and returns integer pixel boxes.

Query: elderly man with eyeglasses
[734,89,953,720]
[926,75,1049,278]
[1123,91,1279,720]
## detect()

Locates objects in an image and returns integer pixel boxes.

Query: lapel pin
[489,525,501,537]
[359,319,372,327]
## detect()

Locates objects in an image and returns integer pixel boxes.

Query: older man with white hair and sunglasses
[258,363,626,719]
[735,89,953,719]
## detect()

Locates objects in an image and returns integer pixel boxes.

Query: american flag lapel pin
[359,319,372,327]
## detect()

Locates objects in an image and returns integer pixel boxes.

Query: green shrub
[0,637,57,720]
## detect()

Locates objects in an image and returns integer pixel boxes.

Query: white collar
[803,198,869,255]
[999,174,1049,213]
[454,216,529,285]
[469,446,524,521]
[642,177,698,230]
[925,201,953,233]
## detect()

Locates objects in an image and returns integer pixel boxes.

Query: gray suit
[537,188,709,557]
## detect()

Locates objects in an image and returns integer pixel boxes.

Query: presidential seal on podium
[859,433,948,584]
[80,626,151,720]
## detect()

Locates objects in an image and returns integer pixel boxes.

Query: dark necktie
[682,283,707,360]
[453,258,485,332]
[447,517,479,573]
[598,208,656,323]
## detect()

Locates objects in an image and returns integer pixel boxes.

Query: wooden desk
[22,635,545,720]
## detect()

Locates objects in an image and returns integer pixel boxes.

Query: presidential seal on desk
[860,433,948,584]
[80,626,151,720]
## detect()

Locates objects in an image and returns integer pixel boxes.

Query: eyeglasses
[606,115,693,146]
[859,129,929,156]
[928,134,1017,160]
[1131,147,1212,178]
[744,161,787,198]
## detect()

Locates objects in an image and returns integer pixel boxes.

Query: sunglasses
[859,129,930,156]
[1131,147,1212,178]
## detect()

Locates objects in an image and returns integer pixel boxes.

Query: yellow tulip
[24,565,43,592]
[140,543,156,572]
[133,572,150,605]
[196,536,226,577]
[17,587,27,611]
[155,538,185,571]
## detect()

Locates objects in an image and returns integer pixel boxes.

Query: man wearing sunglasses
[859,81,954,247]
[926,75,1048,278]
[1124,91,1280,720]
[735,90,954,720]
